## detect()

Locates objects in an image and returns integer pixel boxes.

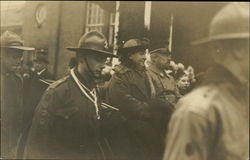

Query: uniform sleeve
[163,106,215,160]
[108,74,151,119]
[23,88,57,159]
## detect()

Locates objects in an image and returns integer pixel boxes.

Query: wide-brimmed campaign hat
[191,2,249,45]
[117,38,149,55]
[0,31,35,51]
[67,31,117,58]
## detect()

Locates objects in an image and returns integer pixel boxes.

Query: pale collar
[148,63,169,78]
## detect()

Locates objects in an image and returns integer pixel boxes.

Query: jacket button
[185,143,194,156]
[65,115,69,119]
[40,119,45,125]
[80,145,85,151]
[41,110,47,116]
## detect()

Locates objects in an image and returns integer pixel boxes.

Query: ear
[128,53,133,60]
[231,47,245,60]
[78,57,85,64]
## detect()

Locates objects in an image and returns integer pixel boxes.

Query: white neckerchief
[37,68,46,75]
[70,69,119,120]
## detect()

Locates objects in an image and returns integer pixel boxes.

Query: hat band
[7,42,23,47]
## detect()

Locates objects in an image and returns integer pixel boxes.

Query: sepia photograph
[0,1,249,160]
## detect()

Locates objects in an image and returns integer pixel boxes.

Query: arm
[23,88,57,159]
[163,107,215,160]
[108,74,151,119]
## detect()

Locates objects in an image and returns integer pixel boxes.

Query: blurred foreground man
[23,31,117,159]
[163,2,249,160]
[0,31,34,158]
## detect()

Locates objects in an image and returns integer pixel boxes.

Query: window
[85,2,115,46]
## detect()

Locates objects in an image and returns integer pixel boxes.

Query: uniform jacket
[23,69,110,160]
[106,64,163,160]
[23,69,53,128]
[17,69,53,158]
[1,69,23,158]
[147,63,177,96]
[147,63,177,145]
[163,64,249,160]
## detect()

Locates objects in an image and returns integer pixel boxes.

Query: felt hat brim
[1,46,35,51]
[67,47,118,58]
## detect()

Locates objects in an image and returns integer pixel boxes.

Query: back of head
[211,3,249,60]
[207,3,249,84]
[192,2,249,45]
[210,2,249,41]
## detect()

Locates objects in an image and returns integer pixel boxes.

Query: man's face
[84,54,107,78]
[177,75,190,90]
[3,48,23,72]
[156,53,171,69]
[129,50,146,68]
[34,61,47,72]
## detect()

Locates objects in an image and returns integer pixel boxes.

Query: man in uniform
[147,48,177,150]
[23,31,117,159]
[163,2,249,160]
[23,50,53,128]
[107,39,166,160]
[17,50,54,158]
[148,48,176,95]
[0,31,34,158]
[33,49,53,80]
[23,50,53,120]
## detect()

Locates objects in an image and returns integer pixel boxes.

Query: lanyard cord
[71,69,119,110]
[79,82,118,110]
[70,69,100,119]
[77,74,119,110]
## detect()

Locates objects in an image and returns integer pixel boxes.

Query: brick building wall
[22,1,115,79]
[0,1,25,35]
[23,1,87,79]
[22,1,62,78]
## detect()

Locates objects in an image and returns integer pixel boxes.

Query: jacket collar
[115,64,150,98]
[148,63,170,78]
[202,63,248,102]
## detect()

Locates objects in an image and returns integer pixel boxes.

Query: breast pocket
[53,99,79,120]
[51,102,81,143]
[54,106,79,120]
